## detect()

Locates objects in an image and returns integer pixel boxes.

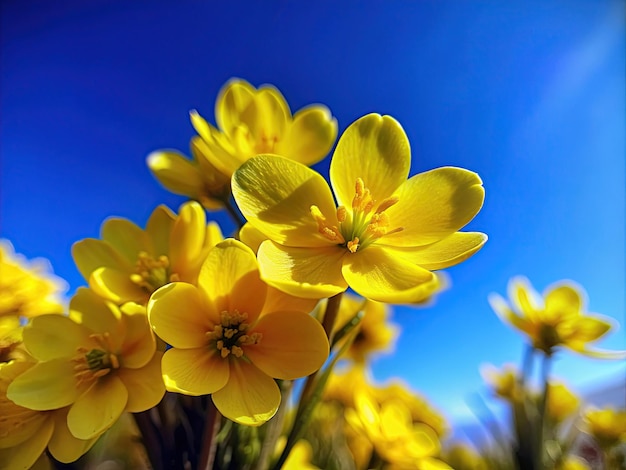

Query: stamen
[376,196,400,214]
[310,205,345,243]
[347,238,360,253]
[206,311,263,359]
[130,251,170,292]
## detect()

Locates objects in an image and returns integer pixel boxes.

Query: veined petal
[330,114,410,208]
[341,246,436,303]
[488,293,535,336]
[120,312,155,369]
[145,205,175,260]
[148,282,213,348]
[67,376,128,440]
[215,79,256,133]
[101,218,151,264]
[245,312,329,379]
[281,105,337,165]
[211,360,280,426]
[146,150,204,198]
[384,167,485,247]
[544,282,585,320]
[118,352,165,412]
[23,315,91,361]
[48,408,98,463]
[232,154,339,248]
[89,267,147,304]
[257,241,347,299]
[161,347,229,396]
[72,238,132,281]
[7,359,81,410]
[381,232,487,270]
[199,239,266,324]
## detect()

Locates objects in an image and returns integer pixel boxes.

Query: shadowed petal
[120,313,155,369]
[118,352,165,412]
[145,205,176,257]
[341,246,436,303]
[245,312,329,379]
[258,241,347,299]
[161,347,229,396]
[72,239,132,281]
[282,106,337,165]
[0,416,53,470]
[211,360,280,426]
[69,288,125,350]
[23,315,91,361]
[146,150,204,198]
[89,267,146,304]
[101,218,151,264]
[48,408,98,463]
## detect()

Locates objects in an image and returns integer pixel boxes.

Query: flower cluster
[2,78,623,470]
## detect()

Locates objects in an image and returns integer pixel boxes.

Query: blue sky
[2,1,624,426]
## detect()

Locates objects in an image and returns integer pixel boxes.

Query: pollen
[71,333,120,387]
[310,205,346,243]
[206,310,262,359]
[130,251,171,293]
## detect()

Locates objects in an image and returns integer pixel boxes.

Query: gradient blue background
[2,1,624,427]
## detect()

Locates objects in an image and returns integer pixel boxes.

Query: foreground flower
[583,407,626,449]
[147,239,329,425]
[232,113,486,303]
[0,361,98,468]
[190,78,338,178]
[72,201,223,304]
[489,277,626,358]
[7,289,164,440]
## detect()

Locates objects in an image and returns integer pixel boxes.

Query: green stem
[253,381,293,470]
[535,353,552,469]
[199,400,221,470]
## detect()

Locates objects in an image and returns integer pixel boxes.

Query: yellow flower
[480,363,521,402]
[332,294,398,363]
[275,438,320,470]
[443,444,489,470]
[72,201,223,304]
[232,113,486,303]
[489,277,626,358]
[7,289,164,440]
[147,136,231,210]
[546,382,579,424]
[190,78,338,178]
[0,240,66,319]
[556,456,591,470]
[0,360,99,468]
[583,407,626,448]
[147,239,329,426]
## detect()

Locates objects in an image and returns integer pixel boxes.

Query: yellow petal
[89,267,147,304]
[232,154,339,247]
[544,282,584,319]
[69,288,124,349]
[146,150,204,198]
[562,315,613,344]
[161,347,229,396]
[507,277,542,321]
[257,241,347,299]
[120,312,155,369]
[145,205,176,258]
[211,360,280,426]
[48,408,98,463]
[72,238,132,281]
[67,377,128,440]
[118,352,165,412]
[384,167,485,247]
[247,85,290,141]
[330,114,410,208]
[281,105,337,165]
[169,201,208,275]
[382,232,487,270]
[101,218,151,264]
[245,312,329,379]
[8,359,80,410]
[214,78,256,133]
[488,293,535,337]
[23,314,91,361]
[341,246,436,303]
[239,222,268,253]
[194,122,245,177]
[148,282,213,348]
[261,285,318,316]
[0,416,53,470]
[198,239,266,324]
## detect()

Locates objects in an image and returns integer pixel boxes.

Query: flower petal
[89,267,147,304]
[118,352,165,412]
[169,201,208,277]
[101,218,151,264]
[67,376,128,440]
[48,408,98,463]
[120,312,155,369]
[257,241,347,299]
[261,285,318,316]
[239,222,268,253]
[0,416,53,470]
[562,315,614,345]
[330,114,410,208]
[245,312,329,379]
[146,150,204,198]
[232,154,339,248]
[214,78,256,133]
[382,232,487,270]
[488,293,534,337]
[341,246,436,303]
[199,239,266,324]
[72,238,132,281]
[161,347,229,396]
[148,282,212,348]
[23,315,91,361]
[507,277,542,322]
[145,205,176,257]
[211,360,280,426]
[69,288,125,350]
[281,105,337,166]
[8,359,81,410]
[544,282,584,319]
[384,167,485,247]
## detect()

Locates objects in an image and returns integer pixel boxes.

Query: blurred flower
[232,113,486,303]
[332,294,398,363]
[0,240,66,319]
[190,78,338,177]
[442,444,489,470]
[147,137,231,210]
[480,363,521,402]
[556,456,591,470]
[545,382,580,424]
[583,407,626,449]
[275,438,320,470]
[7,289,164,440]
[489,277,626,358]
[72,201,223,304]
[147,239,329,426]
[0,360,98,468]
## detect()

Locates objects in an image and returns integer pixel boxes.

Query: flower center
[206,310,262,359]
[72,333,120,386]
[130,251,171,293]
[310,178,403,253]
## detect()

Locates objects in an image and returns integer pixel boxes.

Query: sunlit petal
[544,282,584,319]
[282,105,337,165]
[72,239,132,281]
[146,150,204,198]
[161,347,229,396]
[215,78,256,133]
[101,218,151,264]
[145,205,175,257]
[488,293,534,336]
[89,267,146,304]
